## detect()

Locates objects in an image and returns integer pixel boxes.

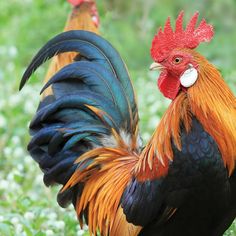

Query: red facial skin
[157,49,198,100]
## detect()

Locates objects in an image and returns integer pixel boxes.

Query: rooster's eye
[173,57,182,64]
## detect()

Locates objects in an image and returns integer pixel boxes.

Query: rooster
[20,9,235,236]
[42,0,99,97]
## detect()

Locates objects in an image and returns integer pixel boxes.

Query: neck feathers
[188,60,236,174]
[136,93,191,180]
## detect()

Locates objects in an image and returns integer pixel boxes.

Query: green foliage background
[0,0,235,235]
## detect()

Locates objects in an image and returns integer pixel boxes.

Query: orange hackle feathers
[187,51,236,175]
[62,147,140,236]
[135,92,191,181]
[151,11,214,62]
[42,2,99,98]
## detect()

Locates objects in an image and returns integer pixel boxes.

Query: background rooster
[20,6,236,236]
[42,0,99,97]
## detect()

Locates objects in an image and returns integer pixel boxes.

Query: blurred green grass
[0,0,235,235]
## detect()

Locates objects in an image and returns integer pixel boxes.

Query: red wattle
[158,71,181,100]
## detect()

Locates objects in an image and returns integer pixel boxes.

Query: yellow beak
[149,62,164,71]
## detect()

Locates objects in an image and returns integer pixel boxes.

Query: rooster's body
[20,5,235,236]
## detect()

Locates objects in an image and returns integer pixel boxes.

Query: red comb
[67,0,100,27]
[67,0,93,7]
[151,11,214,62]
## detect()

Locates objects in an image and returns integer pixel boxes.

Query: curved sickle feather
[40,61,131,124]
[19,30,135,109]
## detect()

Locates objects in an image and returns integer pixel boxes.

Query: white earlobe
[180,66,198,88]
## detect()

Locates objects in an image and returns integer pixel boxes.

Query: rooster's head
[150,11,214,100]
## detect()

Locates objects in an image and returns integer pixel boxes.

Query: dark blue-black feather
[20,30,136,115]
[21,30,139,209]
[133,118,230,236]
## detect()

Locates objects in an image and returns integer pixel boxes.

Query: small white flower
[3,147,11,156]
[24,211,35,220]
[0,115,7,128]
[47,212,57,221]
[13,147,25,158]
[9,182,21,192]
[9,94,20,107]
[15,223,23,234]
[11,216,19,225]
[8,46,18,58]
[58,207,66,213]
[24,100,36,114]
[25,155,34,165]
[45,229,54,236]
[6,62,15,72]
[7,172,14,181]
[12,136,21,145]
[17,164,24,171]
[35,174,43,184]
[40,211,46,218]
[77,229,85,236]
[0,180,9,190]
[55,220,65,230]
